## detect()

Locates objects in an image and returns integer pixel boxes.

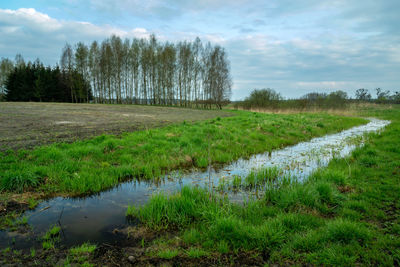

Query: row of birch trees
[61,34,232,108]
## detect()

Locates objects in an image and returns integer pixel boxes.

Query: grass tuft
[157,248,179,259]
[185,247,209,258]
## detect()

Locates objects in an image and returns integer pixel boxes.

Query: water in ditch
[0,118,390,249]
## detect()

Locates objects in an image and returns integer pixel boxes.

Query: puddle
[0,118,390,249]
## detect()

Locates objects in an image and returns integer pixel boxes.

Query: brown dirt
[0,192,44,217]
[93,249,267,267]
[0,201,28,217]
[337,185,355,193]
[0,102,232,151]
[0,192,44,234]
[1,245,267,267]
[86,226,268,267]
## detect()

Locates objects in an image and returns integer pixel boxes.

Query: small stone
[128,255,135,263]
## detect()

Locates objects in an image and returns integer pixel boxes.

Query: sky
[0,0,399,100]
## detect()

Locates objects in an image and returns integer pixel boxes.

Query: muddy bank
[1,225,267,266]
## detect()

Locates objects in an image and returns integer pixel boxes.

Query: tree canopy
[64,35,232,108]
[4,59,91,103]
[1,35,232,108]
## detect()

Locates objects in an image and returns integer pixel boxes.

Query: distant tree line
[236,88,400,110]
[1,56,91,102]
[0,35,232,108]
[355,88,400,103]
[62,34,231,108]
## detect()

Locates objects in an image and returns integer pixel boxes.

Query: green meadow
[126,105,400,266]
[1,104,399,266]
[0,110,365,195]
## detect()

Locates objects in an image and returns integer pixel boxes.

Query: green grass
[28,197,39,209]
[0,110,366,195]
[128,105,400,266]
[156,248,179,259]
[0,213,28,231]
[185,247,209,258]
[126,186,218,230]
[241,166,289,189]
[69,243,96,255]
[30,248,36,257]
[42,225,60,240]
[41,225,61,250]
[67,243,97,265]
[42,240,55,250]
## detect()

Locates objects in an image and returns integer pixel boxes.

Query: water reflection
[0,118,390,249]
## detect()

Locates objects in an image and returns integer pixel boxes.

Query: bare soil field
[0,102,232,151]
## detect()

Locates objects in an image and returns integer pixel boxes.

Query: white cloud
[1,8,62,31]
[0,8,150,64]
[0,2,399,100]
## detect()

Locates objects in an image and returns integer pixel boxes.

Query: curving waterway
[0,118,390,249]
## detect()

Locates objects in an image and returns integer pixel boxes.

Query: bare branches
[79,35,232,108]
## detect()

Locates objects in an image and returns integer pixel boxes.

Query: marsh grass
[244,166,283,188]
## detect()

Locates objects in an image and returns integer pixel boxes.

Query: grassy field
[0,105,366,195]
[2,103,397,266]
[125,105,400,266]
[0,102,232,151]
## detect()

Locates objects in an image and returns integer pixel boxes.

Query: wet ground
[0,118,390,250]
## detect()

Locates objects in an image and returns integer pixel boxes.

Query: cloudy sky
[1,0,399,99]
